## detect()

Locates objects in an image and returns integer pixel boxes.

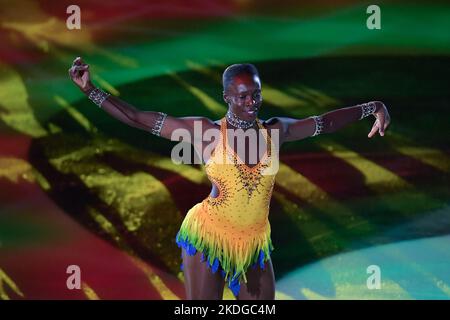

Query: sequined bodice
[204,117,278,227]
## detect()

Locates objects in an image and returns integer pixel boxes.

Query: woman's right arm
[69,57,215,141]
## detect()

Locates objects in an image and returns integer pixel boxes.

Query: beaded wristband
[151,112,167,136]
[88,87,110,108]
[359,102,377,120]
[311,115,324,136]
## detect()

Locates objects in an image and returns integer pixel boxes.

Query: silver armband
[150,112,167,136]
[359,102,377,120]
[88,87,110,108]
[311,115,324,136]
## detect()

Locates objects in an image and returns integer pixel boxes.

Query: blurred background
[0,0,449,299]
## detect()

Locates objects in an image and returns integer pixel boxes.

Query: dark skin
[69,57,391,299]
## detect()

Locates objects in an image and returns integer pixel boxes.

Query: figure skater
[69,57,391,300]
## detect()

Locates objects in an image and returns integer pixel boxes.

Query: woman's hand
[68,57,93,93]
[368,101,391,138]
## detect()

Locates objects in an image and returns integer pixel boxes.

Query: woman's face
[224,73,262,122]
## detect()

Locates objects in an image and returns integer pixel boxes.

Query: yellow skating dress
[176,117,278,296]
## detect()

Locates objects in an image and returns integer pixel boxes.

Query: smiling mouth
[245,108,258,115]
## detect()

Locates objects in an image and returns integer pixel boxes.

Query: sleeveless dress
[175,117,278,296]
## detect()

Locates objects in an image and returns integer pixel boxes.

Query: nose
[245,96,256,107]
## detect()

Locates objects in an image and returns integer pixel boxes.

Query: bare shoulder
[212,119,221,127]
[261,117,289,142]
[261,117,288,132]
[201,117,220,130]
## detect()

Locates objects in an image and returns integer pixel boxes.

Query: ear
[223,92,229,104]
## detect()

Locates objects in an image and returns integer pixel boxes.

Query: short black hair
[222,63,260,91]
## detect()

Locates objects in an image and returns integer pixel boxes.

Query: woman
[69,57,391,300]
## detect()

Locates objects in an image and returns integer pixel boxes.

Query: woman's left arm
[277,101,391,142]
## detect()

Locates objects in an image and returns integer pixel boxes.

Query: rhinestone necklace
[225,109,256,129]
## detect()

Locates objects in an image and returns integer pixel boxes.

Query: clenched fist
[68,57,94,93]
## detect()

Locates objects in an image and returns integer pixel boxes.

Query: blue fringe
[228,278,241,297]
[175,231,273,297]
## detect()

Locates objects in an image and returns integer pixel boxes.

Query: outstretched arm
[68,57,215,141]
[273,101,391,143]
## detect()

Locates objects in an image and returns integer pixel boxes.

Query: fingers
[378,114,385,136]
[68,66,77,78]
[68,65,88,77]
[72,57,88,69]
[368,123,378,138]
[69,56,89,77]
[73,56,83,66]
[384,114,391,131]
[73,65,89,71]
[368,104,390,139]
